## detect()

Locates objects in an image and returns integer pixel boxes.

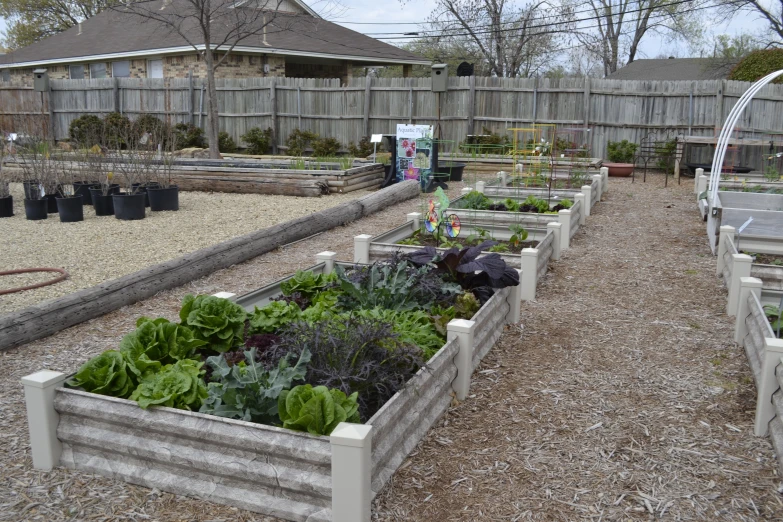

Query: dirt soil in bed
[742,252,783,266]
[2,174,782,521]
[412,234,539,254]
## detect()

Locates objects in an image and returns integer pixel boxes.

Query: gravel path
[0,183,374,314]
[2,174,779,521]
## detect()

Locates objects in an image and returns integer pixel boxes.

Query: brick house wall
[285,61,352,84]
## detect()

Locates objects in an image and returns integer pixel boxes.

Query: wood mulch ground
[2,173,781,521]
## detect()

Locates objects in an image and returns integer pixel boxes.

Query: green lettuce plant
[199,347,311,424]
[351,307,445,359]
[248,301,302,334]
[120,317,207,379]
[67,350,135,398]
[130,358,208,410]
[278,384,361,435]
[280,270,334,298]
[179,295,247,353]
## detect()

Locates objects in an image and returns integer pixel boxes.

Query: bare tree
[715,0,783,44]
[571,0,705,76]
[113,0,287,159]
[422,0,568,77]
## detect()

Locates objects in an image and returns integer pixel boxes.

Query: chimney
[78,22,82,35]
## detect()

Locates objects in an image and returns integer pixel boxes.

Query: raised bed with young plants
[32,246,521,521]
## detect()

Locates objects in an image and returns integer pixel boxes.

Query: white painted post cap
[520,247,538,256]
[316,251,337,259]
[354,234,373,241]
[212,292,236,300]
[330,423,372,447]
[740,277,763,288]
[447,318,475,334]
[21,370,66,389]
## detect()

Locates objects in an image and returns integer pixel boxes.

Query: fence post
[580,185,592,216]
[734,277,762,344]
[505,270,523,324]
[113,77,120,114]
[330,423,372,522]
[532,76,538,124]
[600,167,608,194]
[467,74,476,136]
[573,193,586,226]
[558,209,572,250]
[694,167,704,194]
[447,319,476,401]
[270,79,278,154]
[22,370,66,470]
[408,84,413,124]
[354,234,372,264]
[754,337,783,437]
[188,71,194,126]
[547,222,562,261]
[316,251,337,274]
[582,76,591,133]
[296,85,302,129]
[715,80,725,134]
[46,83,56,143]
[727,254,753,316]
[363,77,372,138]
[519,249,538,301]
[406,212,421,231]
[716,225,735,277]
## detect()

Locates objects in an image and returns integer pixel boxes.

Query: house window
[148,59,164,78]
[69,65,85,79]
[89,63,107,79]
[112,61,130,78]
[0,69,9,82]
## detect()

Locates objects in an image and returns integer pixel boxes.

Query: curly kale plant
[273,316,424,419]
[279,384,360,435]
[67,350,135,398]
[199,347,311,424]
[130,359,207,410]
[179,295,247,353]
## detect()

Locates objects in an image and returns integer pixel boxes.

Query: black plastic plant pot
[24,198,48,220]
[113,193,146,220]
[44,194,59,213]
[0,196,13,218]
[56,195,84,222]
[74,182,99,205]
[440,162,466,181]
[132,184,151,208]
[23,180,39,200]
[147,185,179,211]
[89,188,115,216]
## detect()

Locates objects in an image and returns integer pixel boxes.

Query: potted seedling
[147,129,180,211]
[0,132,13,218]
[110,130,153,220]
[18,136,58,220]
[605,140,637,177]
[54,165,85,223]
[89,168,120,216]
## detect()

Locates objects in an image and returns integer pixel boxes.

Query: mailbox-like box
[33,69,49,92]
[431,64,447,92]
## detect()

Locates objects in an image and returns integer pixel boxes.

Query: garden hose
[0,268,69,295]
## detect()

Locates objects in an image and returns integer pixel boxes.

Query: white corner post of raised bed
[406,212,421,231]
[519,249,539,301]
[709,69,783,201]
[716,226,736,277]
[754,338,783,437]
[580,185,592,216]
[316,251,338,274]
[727,254,753,316]
[573,194,587,226]
[734,277,763,344]
[547,222,562,260]
[697,173,708,200]
[506,269,523,324]
[460,187,472,196]
[447,319,476,401]
[557,209,573,250]
[592,174,603,201]
[600,167,609,194]
[21,370,67,470]
[330,422,373,522]
[475,181,486,194]
[354,235,373,264]
[212,291,237,301]
[497,171,509,186]
[694,168,705,195]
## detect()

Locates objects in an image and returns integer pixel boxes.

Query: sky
[0,1,767,64]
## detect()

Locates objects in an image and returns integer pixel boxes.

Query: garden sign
[396,124,434,185]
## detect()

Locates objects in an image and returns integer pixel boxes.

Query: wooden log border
[0,180,421,351]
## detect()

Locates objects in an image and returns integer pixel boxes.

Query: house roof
[0,1,429,68]
[606,58,737,81]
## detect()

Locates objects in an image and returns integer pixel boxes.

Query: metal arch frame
[709,70,783,202]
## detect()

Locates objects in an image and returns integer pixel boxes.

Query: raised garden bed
[482,170,604,210]
[706,191,783,254]
[24,250,522,521]
[362,216,559,301]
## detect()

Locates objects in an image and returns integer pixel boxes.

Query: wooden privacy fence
[2,76,783,160]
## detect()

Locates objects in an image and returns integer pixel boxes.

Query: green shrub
[286,128,318,156]
[729,50,783,84]
[348,136,374,158]
[133,115,169,143]
[103,112,132,147]
[218,131,237,153]
[312,136,341,157]
[606,140,638,163]
[172,123,206,149]
[69,115,104,147]
[241,127,273,155]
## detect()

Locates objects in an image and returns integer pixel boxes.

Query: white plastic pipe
[709,70,783,201]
